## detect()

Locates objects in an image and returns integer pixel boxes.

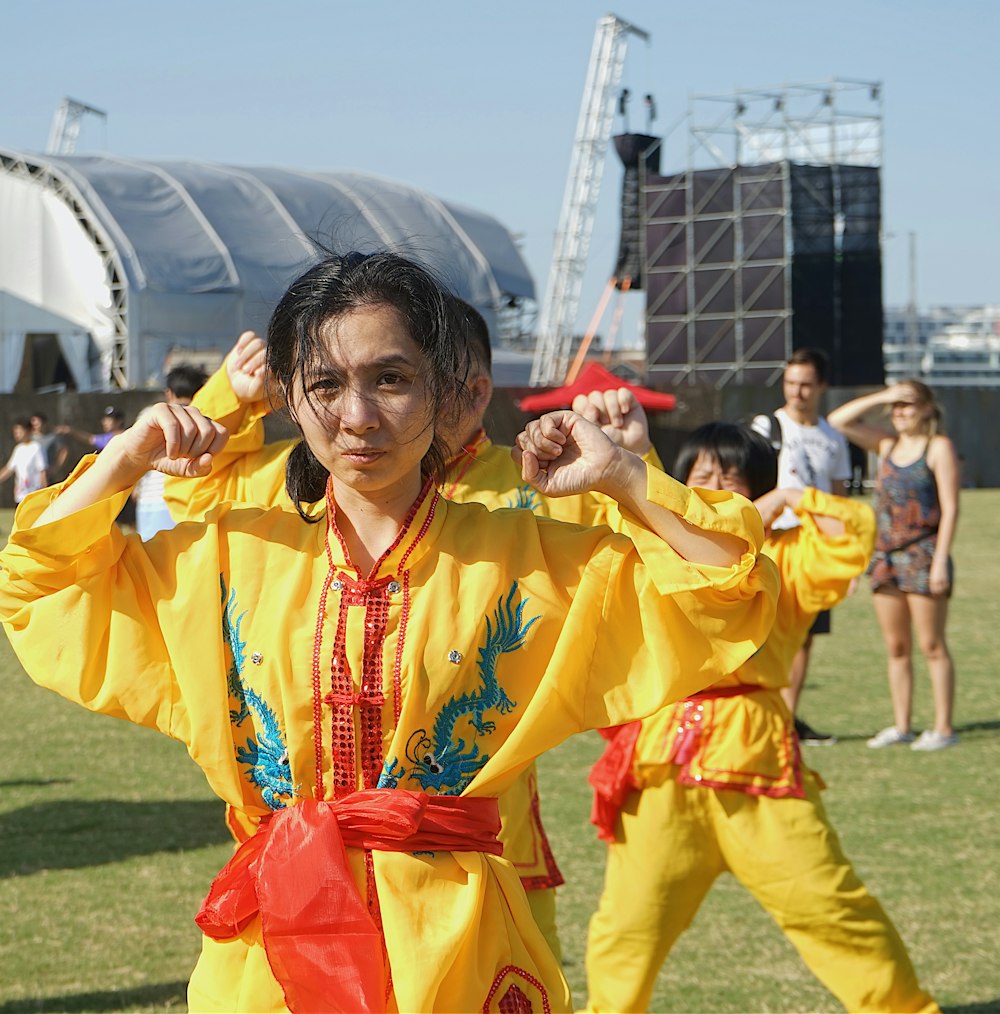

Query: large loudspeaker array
[643,160,885,387]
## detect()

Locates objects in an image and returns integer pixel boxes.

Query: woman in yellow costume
[167,305,661,962]
[585,422,939,1013]
[0,254,776,1014]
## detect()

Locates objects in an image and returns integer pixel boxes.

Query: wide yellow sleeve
[778,487,876,617]
[164,365,295,518]
[588,464,777,724]
[0,459,236,755]
[470,464,778,794]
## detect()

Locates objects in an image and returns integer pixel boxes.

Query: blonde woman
[828,381,960,750]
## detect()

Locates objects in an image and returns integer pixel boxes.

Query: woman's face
[888,383,929,436]
[286,303,434,501]
[685,450,752,499]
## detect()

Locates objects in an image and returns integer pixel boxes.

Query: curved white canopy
[0,148,534,390]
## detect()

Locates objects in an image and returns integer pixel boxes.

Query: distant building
[883,305,1000,387]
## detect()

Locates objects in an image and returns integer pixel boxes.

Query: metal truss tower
[687,78,882,170]
[531,13,649,386]
[644,78,884,387]
[46,97,106,155]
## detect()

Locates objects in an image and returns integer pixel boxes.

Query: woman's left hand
[512,410,633,498]
[929,557,951,596]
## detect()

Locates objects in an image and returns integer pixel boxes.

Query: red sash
[196,790,502,1013]
[588,685,762,843]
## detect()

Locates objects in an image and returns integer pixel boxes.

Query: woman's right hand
[107,404,229,485]
[30,406,229,530]
[880,381,920,406]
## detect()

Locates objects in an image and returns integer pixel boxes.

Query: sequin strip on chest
[310,482,438,799]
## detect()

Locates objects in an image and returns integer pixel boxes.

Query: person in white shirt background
[0,416,49,504]
[753,348,852,745]
[132,364,208,540]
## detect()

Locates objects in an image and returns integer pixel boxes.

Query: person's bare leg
[781,634,813,714]
[872,589,914,733]
[908,593,955,736]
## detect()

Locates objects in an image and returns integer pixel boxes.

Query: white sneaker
[911,729,959,751]
[867,726,915,748]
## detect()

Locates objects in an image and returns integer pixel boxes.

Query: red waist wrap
[588,684,762,843]
[196,789,502,1014]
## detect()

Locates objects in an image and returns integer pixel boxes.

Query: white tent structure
[0,148,535,391]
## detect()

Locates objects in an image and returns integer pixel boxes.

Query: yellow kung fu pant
[585,770,939,1014]
[527,886,562,965]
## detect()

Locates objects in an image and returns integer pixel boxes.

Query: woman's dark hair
[266,251,474,520]
[673,421,778,500]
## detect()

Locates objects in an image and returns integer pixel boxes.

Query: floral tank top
[873,442,940,554]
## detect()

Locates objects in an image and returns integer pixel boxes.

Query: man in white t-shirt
[0,417,49,503]
[753,348,851,745]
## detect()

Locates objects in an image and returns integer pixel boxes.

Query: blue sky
[3,0,997,343]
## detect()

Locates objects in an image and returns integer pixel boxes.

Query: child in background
[585,421,938,1014]
[0,417,48,503]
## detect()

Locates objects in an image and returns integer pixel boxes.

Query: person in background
[828,380,960,751]
[0,251,775,1014]
[0,417,48,503]
[30,412,69,481]
[58,405,127,451]
[165,308,664,964]
[132,364,208,540]
[752,348,851,746]
[585,422,938,1014]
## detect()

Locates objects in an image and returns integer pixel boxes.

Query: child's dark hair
[266,251,474,520]
[673,421,778,500]
[454,299,492,373]
[166,364,208,401]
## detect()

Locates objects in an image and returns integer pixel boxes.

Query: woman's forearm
[827,391,886,428]
[32,451,141,527]
[602,453,746,568]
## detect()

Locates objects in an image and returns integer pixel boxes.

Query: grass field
[1,493,998,1013]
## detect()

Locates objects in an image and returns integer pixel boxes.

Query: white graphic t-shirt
[752,409,851,529]
[7,441,47,503]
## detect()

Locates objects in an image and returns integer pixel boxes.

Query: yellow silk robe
[585,491,938,1014]
[2,456,774,1014]
[166,370,659,892]
[635,488,876,795]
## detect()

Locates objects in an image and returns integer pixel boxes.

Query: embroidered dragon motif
[234,686,298,810]
[379,582,539,795]
[221,577,249,725]
[506,484,542,512]
[221,576,297,810]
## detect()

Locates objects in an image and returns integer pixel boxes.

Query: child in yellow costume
[0,255,777,1014]
[164,308,662,960]
[586,422,939,1013]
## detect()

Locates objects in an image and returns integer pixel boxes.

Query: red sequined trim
[324,478,432,579]
[311,567,336,797]
[391,571,410,725]
[398,487,438,572]
[483,966,550,1014]
[499,984,533,1013]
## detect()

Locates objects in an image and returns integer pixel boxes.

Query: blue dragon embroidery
[379,582,539,795]
[221,577,249,725]
[221,576,297,810]
[506,484,542,512]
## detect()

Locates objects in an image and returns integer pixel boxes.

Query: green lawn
[1,494,998,1013]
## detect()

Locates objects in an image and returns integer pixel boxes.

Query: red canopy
[518,362,677,414]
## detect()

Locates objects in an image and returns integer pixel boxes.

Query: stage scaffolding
[644,79,884,387]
